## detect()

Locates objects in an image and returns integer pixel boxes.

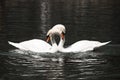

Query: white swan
[8,24,110,53]
[47,24,111,53]
[8,29,59,53]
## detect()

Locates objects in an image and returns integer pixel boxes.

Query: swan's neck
[50,36,57,51]
[58,37,65,50]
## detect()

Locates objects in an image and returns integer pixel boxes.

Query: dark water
[0,0,120,49]
[0,0,120,80]
[0,45,120,80]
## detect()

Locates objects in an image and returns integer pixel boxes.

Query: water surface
[0,0,120,80]
[0,45,120,80]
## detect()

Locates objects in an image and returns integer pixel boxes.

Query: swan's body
[8,39,57,53]
[50,24,111,53]
[8,24,110,53]
[66,40,110,52]
[58,38,110,53]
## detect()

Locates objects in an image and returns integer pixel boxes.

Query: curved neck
[50,36,57,48]
[58,37,65,49]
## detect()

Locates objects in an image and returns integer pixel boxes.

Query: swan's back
[65,40,110,53]
[8,39,51,52]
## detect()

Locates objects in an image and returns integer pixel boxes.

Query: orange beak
[61,33,65,40]
[46,36,50,42]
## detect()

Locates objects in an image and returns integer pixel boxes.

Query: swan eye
[46,35,50,42]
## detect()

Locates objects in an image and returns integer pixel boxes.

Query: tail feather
[98,41,111,47]
[8,41,26,50]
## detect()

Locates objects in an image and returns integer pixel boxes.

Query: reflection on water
[0,46,120,80]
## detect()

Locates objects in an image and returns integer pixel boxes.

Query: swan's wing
[8,39,51,52]
[65,40,110,53]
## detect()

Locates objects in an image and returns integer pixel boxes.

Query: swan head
[46,24,66,42]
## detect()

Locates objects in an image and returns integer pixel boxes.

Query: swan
[8,29,59,53]
[47,24,111,53]
[8,24,110,53]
